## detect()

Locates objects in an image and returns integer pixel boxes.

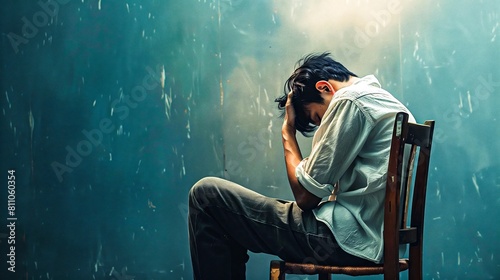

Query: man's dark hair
[275,52,357,136]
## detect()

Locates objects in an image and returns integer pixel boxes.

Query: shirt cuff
[295,160,335,198]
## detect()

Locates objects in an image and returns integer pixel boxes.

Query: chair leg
[319,273,331,280]
[270,260,286,280]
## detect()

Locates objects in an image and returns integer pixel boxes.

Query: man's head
[275,52,357,136]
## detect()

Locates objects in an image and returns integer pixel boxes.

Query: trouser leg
[188,176,371,280]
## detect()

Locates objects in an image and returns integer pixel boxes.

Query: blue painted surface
[0,0,499,279]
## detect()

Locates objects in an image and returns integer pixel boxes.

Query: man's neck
[329,76,360,92]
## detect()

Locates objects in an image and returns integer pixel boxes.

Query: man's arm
[282,92,321,211]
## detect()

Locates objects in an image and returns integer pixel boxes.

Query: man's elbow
[296,193,321,211]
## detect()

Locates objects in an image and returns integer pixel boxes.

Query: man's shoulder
[335,75,387,100]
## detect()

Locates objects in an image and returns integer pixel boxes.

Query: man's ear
[315,80,334,94]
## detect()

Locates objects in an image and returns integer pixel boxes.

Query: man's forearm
[282,127,302,184]
[281,128,321,210]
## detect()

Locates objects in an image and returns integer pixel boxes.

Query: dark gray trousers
[188,177,373,280]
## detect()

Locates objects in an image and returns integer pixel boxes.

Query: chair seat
[272,259,409,276]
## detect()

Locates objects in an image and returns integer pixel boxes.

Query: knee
[188,176,221,207]
[190,176,220,195]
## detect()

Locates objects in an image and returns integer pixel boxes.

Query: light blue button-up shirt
[295,75,415,263]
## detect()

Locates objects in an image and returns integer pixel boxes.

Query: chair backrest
[383,112,435,279]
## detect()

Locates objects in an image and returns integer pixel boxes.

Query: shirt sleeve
[295,159,335,198]
[295,99,373,198]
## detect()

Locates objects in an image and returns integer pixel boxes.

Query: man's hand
[282,91,296,135]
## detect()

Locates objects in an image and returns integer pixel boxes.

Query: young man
[188,52,415,279]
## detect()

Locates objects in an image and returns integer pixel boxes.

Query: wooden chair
[270,112,435,280]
